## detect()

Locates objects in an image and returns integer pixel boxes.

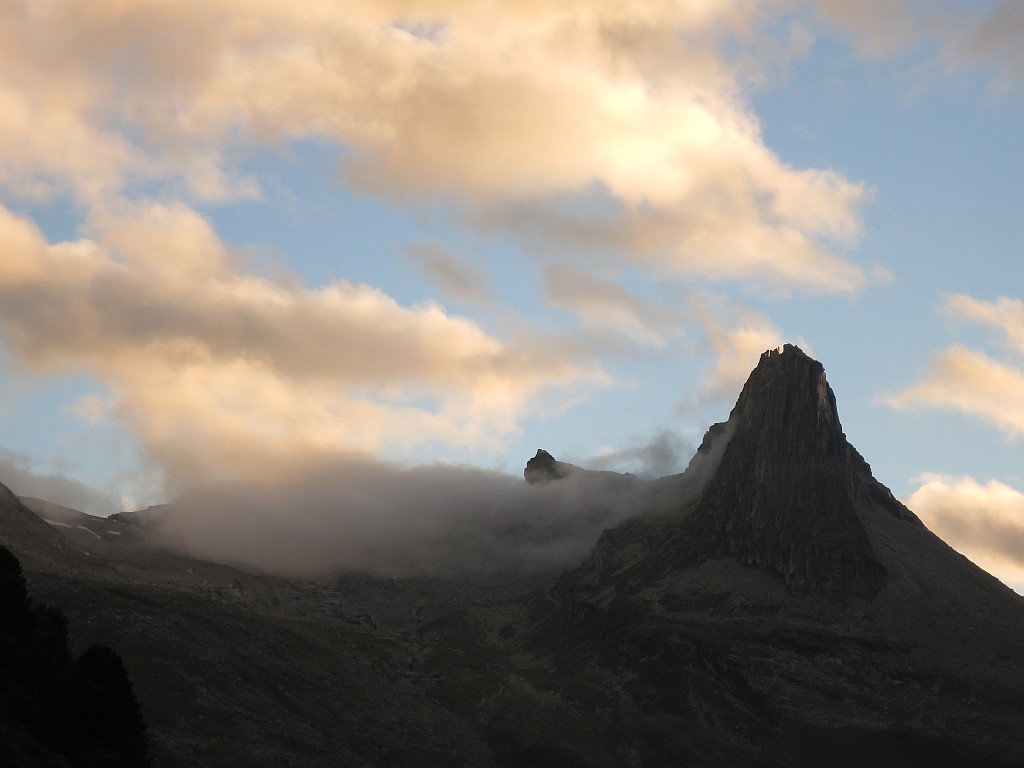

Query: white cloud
[543,265,683,348]
[907,473,1024,591]
[885,346,1024,439]
[0,203,601,489]
[0,0,872,292]
[944,293,1024,355]
[885,295,1024,439]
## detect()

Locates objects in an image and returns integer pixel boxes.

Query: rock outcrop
[561,344,925,599]
[523,449,573,484]
[680,344,910,595]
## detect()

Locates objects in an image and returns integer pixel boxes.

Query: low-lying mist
[152,422,734,579]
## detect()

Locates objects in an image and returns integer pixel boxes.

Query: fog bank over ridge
[151,425,733,579]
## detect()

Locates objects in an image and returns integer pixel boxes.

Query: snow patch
[77,525,102,540]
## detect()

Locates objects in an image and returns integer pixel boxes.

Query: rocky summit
[684,343,918,595]
[2,345,1024,767]
[554,344,1024,764]
[523,448,575,484]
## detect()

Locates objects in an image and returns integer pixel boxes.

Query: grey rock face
[523,449,572,484]
[681,344,909,595]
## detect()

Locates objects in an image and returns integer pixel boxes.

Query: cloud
[543,265,682,348]
[153,452,717,578]
[0,203,601,489]
[907,473,1024,591]
[884,346,1024,438]
[406,241,494,304]
[884,296,1024,438]
[0,0,893,491]
[0,0,870,292]
[577,430,694,478]
[148,412,736,580]
[944,293,1024,355]
[810,0,1024,86]
[809,0,919,56]
[955,1,1024,83]
[0,449,120,517]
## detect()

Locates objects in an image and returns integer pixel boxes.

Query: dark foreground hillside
[0,544,148,768]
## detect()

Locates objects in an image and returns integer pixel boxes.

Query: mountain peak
[735,343,839,428]
[561,345,923,599]
[524,449,572,484]
[683,344,907,595]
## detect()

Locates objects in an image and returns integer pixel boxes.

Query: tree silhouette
[0,545,150,767]
[75,645,150,766]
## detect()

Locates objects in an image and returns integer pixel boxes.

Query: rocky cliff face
[680,344,915,595]
[543,344,1024,766]
[559,344,924,602]
[523,449,573,484]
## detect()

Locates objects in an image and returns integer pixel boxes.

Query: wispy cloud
[885,346,1024,438]
[0,449,120,517]
[810,0,1024,86]
[543,265,683,348]
[577,429,693,478]
[944,294,1024,355]
[954,1,1024,83]
[884,295,1024,438]
[406,241,495,305]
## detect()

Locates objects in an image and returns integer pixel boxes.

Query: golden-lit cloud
[811,0,1024,85]
[543,266,682,348]
[885,295,1024,438]
[885,346,1024,438]
[907,473,1024,591]
[0,204,600,487]
[12,0,1016,493]
[406,242,494,305]
[0,0,871,292]
[944,294,1024,354]
[955,1,1024,82]
[810,0,918,56]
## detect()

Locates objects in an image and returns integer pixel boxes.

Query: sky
[0,1,1022,588]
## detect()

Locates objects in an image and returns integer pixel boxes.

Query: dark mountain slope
[552,344,1024,765]
[0,545,148,767]
[0,482,80,570]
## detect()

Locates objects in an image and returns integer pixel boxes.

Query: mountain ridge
[3,344,1024,766]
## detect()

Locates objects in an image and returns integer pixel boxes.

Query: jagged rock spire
[524,449,571,484]
[682,344,891,595]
